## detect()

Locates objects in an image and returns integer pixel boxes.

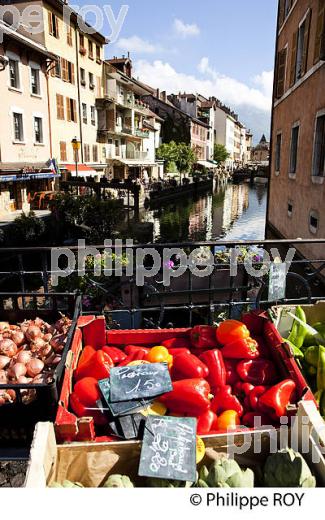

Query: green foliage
[213,143,230,165]
[157,141,197,174]
[8,211,46,245]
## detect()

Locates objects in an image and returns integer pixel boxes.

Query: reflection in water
[142,182,268,243]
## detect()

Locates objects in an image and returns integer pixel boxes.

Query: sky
[77,0,278,142]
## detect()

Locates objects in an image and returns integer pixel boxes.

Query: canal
[142,181,268,243]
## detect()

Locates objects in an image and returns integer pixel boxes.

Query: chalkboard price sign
[138,416,197,483]
[268,262,287,302]
[98,379,153,417]
[109,363,173,403]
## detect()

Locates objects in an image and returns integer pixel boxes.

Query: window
[60,141,67,162]
[48,12,59,38]
[96,76,102,97]
[115,140,120,155]
[82,103,87,124]
[88,40,94,59]
[51,59,61,78]
[93,145,98,162]
[9,59,20,89]
[275,47,287,98]
[79,34,84,47]
[288,201,293,217]
[31,67,40,95]
[66,98,77,122]
[80,68,86,86]
[309,210,319,234]
[84,144,90,162]
[289,124,299,175]
[61,59,75,84]
[89,72,94,89]
[312,113,325,177]
[67,24,73,46]
[275,133,282,172]
[96,45,101,62]
[34,117,43,144]
[279,0,294,27]
[56,94,65,120]
[13,113,23,142]
[314,0,325,63]
[91,106,96,126]
[290,10,311,86]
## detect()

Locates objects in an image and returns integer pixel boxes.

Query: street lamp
[71,137,81,179]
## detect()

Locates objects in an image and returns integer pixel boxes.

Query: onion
[0,322,9,333]
[8,363,27,380]
[52,355,62,366]
[26,358,44,377]
[17,376,33,384]
[16,350,32,364]
[32,374,46,384]
[30,337,46,352]
[6,390,16,402]
[0,338,17,358]
[25,325,42,342]
[40,344,52,358]
[50,334,66,352]
[43,333,53,342]
[11,330,25,347]
[0,355,10,369]
[0,370,8,383]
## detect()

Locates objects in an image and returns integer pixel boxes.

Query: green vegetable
[200,458,254,488]
[317,346,325,391]
[295,306,308,348]
[319,390,325,419]
[50,480,84,488]
[305,346,320,368]
[285,339,304,359]
[103,474,134,488]
[288,312,324,346]
[147,478,193,488]
[263,448,316,487]
[313,322,325,340]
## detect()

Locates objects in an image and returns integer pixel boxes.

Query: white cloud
[134,58,273,138]
[173,18,200,38]
[115,35,160,54]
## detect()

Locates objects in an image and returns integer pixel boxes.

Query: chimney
[161,91,167,102]
[156,88,160,99]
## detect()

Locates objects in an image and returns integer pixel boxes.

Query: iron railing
[0,238,324,328]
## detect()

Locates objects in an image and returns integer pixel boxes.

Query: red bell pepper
[102,346,127,365]
[236,359,278,385]
[159,378,211,417]
[118,349,147,366]
[221,337,259,359]
[259,379,296,418]
[124,345,150,356]
[242,411,275,428]
[210,385,244,417]
[75,351,113,382]
[168,347,191,357]
[197,409,218,435]
[171,353,209,381]
[70,377,107,426]
[190,325,218,349]
[224,359,240,385]
[199,349,226,390]
[77,345,95,368]
[249,385,269,412]
[162,337,191,349]
[234,382,254,401]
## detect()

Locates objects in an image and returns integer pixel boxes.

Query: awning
[62,164,98,177]
[0,172,60,183]
[112,159,157,167]
[197,160,218,169]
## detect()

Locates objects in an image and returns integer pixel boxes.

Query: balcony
[134,128,150,138]
[124,150,149,160]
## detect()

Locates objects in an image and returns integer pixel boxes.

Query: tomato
[146,346,170,363]
[216,320,250,346]
[217,410,240,431]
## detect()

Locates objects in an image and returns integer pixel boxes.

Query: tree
[213,144,230,165]
[157,141,197,173]
[8,211,46,245]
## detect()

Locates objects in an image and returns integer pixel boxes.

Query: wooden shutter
[60,141,67,162]
[289,30,298,87]
[66,98,71,121]
[56,16,60,38]
[48,11,53,35]
[276,48,287,98]
[314,0,325,62]
[72,100,77,122]
[56,94,64,120]
[301,9,312,76]
[97,76,101,97]
[279,0,285,28]
[71,63,75,85]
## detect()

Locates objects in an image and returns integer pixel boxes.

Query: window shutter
[57,94,64,119]
[289,30,298,87]
[97,76,101,97]
[314,0,325,62]
[301,9,312,76]
[71,63,75,84]
[48,12,53,35]
[73,100,77,122]
[66,98,71,121]
[56,16,60,38]
[276,48,287,98]
[279,0,285,27]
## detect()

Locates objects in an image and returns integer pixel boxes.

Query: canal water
[142,181,268,243]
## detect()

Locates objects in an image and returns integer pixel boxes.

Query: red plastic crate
[55,313,315,443]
